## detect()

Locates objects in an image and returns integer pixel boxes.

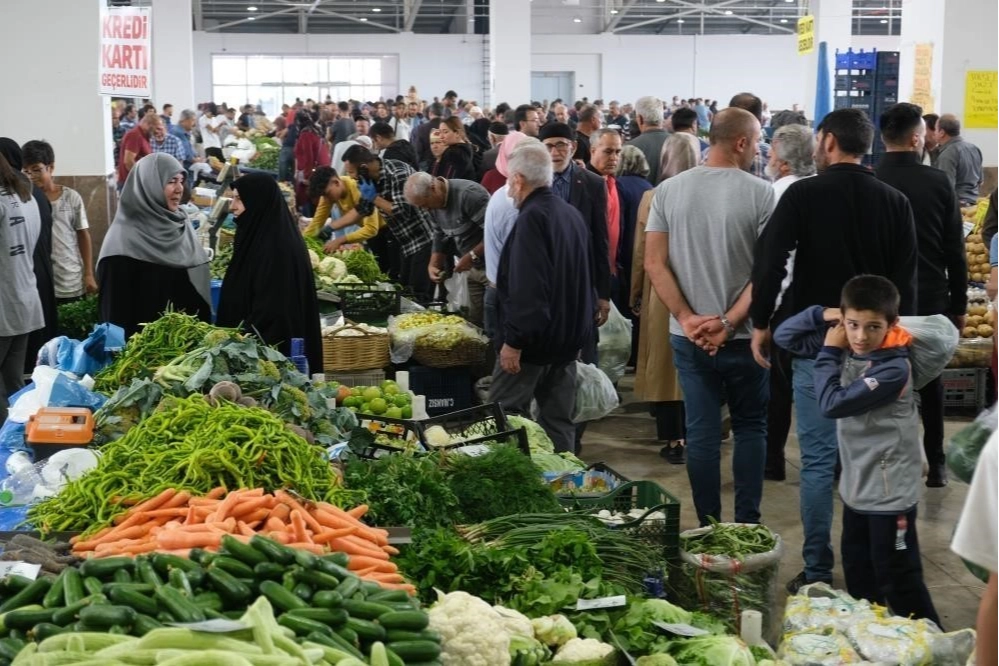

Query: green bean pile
[29,394,343,536]
[93,311,222,395]
[681,521,776,559]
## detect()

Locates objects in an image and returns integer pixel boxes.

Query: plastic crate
[348,414,425,459]
[417,402,508,441]
[337,283,401,326]
[325,369,386,386]
[558,480,681,562]
[408,366,473,416]
[942,368,989,411]
[851,49,878,70]
[545,462,631,497]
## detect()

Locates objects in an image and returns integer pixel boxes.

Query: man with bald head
[644,107,775,526]
[934,113,983,206]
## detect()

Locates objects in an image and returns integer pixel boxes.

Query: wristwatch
[720,316,737,339]
[469,249,479,262]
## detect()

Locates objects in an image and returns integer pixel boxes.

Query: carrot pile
[70,488,411,591]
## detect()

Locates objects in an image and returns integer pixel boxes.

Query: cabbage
[508,415,554,454]
[663,635,755,666]
[531,451,586,473]
[635,656,679,666]
[532,614,578,647]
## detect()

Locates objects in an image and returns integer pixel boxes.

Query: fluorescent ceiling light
[724,9,733,14]
[676,19,684,23]
[247,16,255,20]
[247,5,257,10]
[610,9,618,14]
[372,7,381,12]
[573,16,582,22]
[880,18,888,23]
[780,18,788,23]
[359,17,368,21]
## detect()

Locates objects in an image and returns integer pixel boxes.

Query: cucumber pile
[0,536,439,666]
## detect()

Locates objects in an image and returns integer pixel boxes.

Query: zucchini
[82,577,104,597]
[341,599,394,621]
[346,617,386,642]
[252,563,286,581]
[0,576,32,596]
[384,647,405,666]
[185,567,206,589]
[51,594,105,626]
[287,607,348,626]
[258,581,307,612]
[306,631,365,660]
[101,583,155,595]
[61,569,84,606]
[154,586,205,623]
[294,569,340,590]
[151,553,201,575]
[360,581,383,596]
[333,576,361,599]
[292,583,313,603]
[210,557,254,580]
[369,641,389,666]
[79,557,135,580]
[108,587,158,617]
[277,613,332,638]
[0,637,24,661]
[367,590,411,604]
[205,569,251,607]
[336,625,359,646]
[29,622,67,642]
[293,549,318,570]
[385,629,426,643]
[78,605,136,629]
[310,590,343,609]
[377,610,429,631]
[112,569,133,584]
[220,535,268,567]
[386,640,442,662]
[130,614,163,637]
[168,569,193,598]
[42,572,67,609]
[0,578,52,613]
[192,592,224,613]
[316,559,353,579]
[248,536,295,565]
[4,608,56,631]
[133,558,163,587]
[187,548,214,566]
[323,552,350,567]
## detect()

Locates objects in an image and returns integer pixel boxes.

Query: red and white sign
[99,6,152,97]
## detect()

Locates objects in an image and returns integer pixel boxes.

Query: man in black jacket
[490,141,595,453]
[875,103,967,487]
[750,108,918,594]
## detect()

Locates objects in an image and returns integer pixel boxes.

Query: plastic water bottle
[0,465,45,507]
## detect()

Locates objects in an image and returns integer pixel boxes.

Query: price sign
[964,71,998,129]
[797,15,815,55]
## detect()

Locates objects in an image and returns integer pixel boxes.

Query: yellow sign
[797,15,814,55]
[964,70,998,129]
[911,43,934,113]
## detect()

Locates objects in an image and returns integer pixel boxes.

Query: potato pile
[963,294,995,339]
[965,233,992,284]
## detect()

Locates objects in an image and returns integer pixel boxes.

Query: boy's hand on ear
[824,323,848,349]
[822,308,842,323]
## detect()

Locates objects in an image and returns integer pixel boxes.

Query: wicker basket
[322,323,390,372]
[412,337,488,368]
[217,230,235,248]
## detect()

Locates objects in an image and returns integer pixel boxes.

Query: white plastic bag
[898,315,959,389]
[571,362,619,423]
[597,302,633,384]
[444,270,470,314]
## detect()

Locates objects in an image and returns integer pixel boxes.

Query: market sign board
[100,6,152,97]
[797,15,815,56]
[964,70,998,129]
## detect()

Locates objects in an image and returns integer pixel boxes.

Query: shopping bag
[571,362,619,423]
[597,301,633,384]
[898,315,959,389]
[444,270,471,314]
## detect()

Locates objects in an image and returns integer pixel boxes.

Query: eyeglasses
[544,141,573,152]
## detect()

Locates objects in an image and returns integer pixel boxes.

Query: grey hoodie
[776,306,922,514]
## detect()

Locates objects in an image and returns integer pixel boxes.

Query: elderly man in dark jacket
[490,141,595,453]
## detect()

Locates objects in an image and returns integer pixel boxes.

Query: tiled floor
[582,375,986,631]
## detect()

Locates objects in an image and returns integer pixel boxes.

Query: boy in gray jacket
[775,275,940,625]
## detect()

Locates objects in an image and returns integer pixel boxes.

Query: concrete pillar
[0,0,116,255]
[939,0,997,169]
[151,0,196,114]
[489,0,531,107]
[801,0,852,121]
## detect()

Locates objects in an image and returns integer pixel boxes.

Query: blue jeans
[792,357,838,582]
[671,336,769,525]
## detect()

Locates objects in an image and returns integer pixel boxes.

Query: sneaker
[926,463,948,488]
[786,570,832,595]
[660,441,685,465]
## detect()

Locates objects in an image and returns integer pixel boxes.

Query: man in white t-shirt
[951,430,997,665]
[21,140,96,300]
[198,103,225,160]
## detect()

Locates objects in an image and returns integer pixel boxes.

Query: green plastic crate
[558,480,681,562]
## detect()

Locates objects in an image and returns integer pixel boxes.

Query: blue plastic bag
[37,323,125,378]
[50,374,106,412]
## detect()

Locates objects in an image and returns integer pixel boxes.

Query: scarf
[99,153,211,307]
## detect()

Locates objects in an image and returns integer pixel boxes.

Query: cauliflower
[494,605,534,639]
[428,590,511,666]
[424,425,454,448]
[552,638,615,663]
[531,614,577,648]
[308,249,320,270]
[509,633,551,665]
[318,256,348,279]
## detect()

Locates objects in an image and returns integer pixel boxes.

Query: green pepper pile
[29,395,347,535]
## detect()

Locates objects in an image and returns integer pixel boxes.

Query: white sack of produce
[597,301,633,384]
[897,314,959,389]
[572,363,619,423]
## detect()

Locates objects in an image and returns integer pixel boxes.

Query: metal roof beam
[311,7,401,31]
[603,0,639,32]
[666,0,795,33]
[613,0,744,33]
[404,0,424,31]
[203,5,299,31]
[193,0,203,31]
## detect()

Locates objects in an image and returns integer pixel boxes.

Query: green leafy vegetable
[661,634,755,666]
[56,296,100,340]
[446,445,561,522]
[341,453,460,530]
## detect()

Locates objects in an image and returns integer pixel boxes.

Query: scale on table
[26,408,94,446]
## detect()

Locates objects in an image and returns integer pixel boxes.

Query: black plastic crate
[336,283,401,326]
[408,365,473,416]
[942,368,989,411]
[877,51,900,67]
[417,402,509,444]
[346,414,425,459]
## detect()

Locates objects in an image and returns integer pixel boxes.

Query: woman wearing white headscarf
[97,153,211,337]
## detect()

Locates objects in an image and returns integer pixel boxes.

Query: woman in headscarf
[98,153,211,338]
[0,138,57,372]
[216,173,322,374]
[614,145,654,363]
[0,152,44,422]
[432,117,477,180]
